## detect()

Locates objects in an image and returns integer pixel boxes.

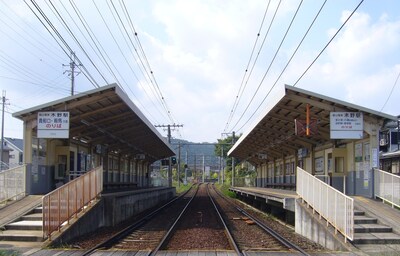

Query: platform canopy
[13,83,174,162]
[228,84,397,165]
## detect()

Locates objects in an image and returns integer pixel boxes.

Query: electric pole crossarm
[154,124,184,187]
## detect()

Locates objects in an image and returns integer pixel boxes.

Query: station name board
[330,112,363,139]
[37,111,70,138]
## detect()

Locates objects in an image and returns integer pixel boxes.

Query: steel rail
[82,185,195,256]
[206,183,242,256]
[150,185,200,256]
[211,184,310,256]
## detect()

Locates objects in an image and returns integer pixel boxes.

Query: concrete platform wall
[295,198,354,251]
[50,187,175,246]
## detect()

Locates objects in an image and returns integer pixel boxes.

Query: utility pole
[0,91,8,170]
[202,154,205,183]
[231,131,235,187]
[155,124,183,187]
[221,146,224,184]
[221,131,235,186]
[178,142,181,187]
[63,52,82,96]
[185,150,188,185]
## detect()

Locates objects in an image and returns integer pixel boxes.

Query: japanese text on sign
[330,112,363,139]
[37,112,70,138]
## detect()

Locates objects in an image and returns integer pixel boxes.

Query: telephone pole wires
[1,91,9,170]
[155,124,184,187]
[63,52,82,96]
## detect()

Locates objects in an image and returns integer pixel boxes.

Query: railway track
[155,183,239,254]
[83,183,239,255]
[82,185,198,255]
[208,183,311,256]
[82,183,316,255]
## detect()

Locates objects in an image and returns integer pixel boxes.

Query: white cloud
[292,10,400,117]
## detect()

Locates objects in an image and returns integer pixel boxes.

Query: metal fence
[296,167,354,241]
[374,168,400,208]
[0,165,26,205]
[42,166,103,240]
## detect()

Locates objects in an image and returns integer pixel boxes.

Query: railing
[0,161,9,171]
[296,167,353,241]
[374,168,400,208]
[0,165,26,205]
[42,166,103,240]
[315,174,330,185]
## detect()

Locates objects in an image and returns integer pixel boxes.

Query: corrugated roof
[13,83,174,162]
[228,84,397,164]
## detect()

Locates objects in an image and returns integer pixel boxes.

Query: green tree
[214,135,240,172]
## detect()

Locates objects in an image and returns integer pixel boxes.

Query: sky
[0,0,399,143]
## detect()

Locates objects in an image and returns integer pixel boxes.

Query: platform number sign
[37,111,70,138]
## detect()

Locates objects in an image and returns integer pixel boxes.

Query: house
[0,137,23,169]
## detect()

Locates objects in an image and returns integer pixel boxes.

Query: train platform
[229,186,298,212]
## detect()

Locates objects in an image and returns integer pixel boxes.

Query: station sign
[37,111,70,138]
[330,112,363,139]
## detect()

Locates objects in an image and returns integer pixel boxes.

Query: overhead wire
[110,0,175,125]
[0,0,65,62]
[225,0,282,132]
[57,0,111,83]
[47,0,109,86]
[107,0,167,119]
[380,69,400,112]
[92,0,168,124]
[235,0,364,133]
[224,0,272,133]
[120,0,177,124]
[293,0,364,87]
[25,0,99,88]
[0,50,61,86]
[230,0,302,132]
[67,0,158,124]
[0,14,64,70]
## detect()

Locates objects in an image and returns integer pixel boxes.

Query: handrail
[374,168,400,208]
[296,167,353,241]
[0,165,26,205]
[42,166,103,240]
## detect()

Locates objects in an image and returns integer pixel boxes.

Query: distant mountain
[167,138,222,171]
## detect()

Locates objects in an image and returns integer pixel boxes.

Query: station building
[12,83,174,195]
[229,84,397,197]
[227,84,400,250]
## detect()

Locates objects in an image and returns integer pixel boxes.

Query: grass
[214,183,236,198]
[173,181,192,195]
[0,250,20,256]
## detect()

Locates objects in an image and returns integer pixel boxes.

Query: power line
[111,0,176,124]
[230,0,302,132]
[47,0,109,86]
[91,0,169,123]
[0,0,65,62]
[224,0,272,133]
[235,0,364,133]
[293,0,365,87]
[25,0,100,88]
[380,69,400,112]
[225,0,282,132]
